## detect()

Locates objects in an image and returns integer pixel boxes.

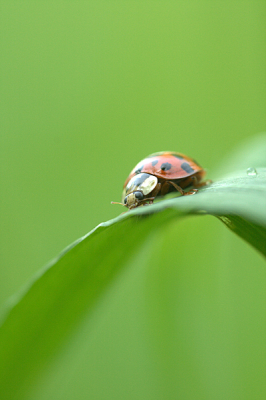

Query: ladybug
[112,151,209,210]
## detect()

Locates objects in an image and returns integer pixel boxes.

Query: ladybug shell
[123,152,205,189]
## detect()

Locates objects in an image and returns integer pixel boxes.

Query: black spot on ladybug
[134,165,143,174]
[172,154,184,159]
[181,162,194,174]
[133,173,151,186]
[151,160,158,166]
[160,162,172,171]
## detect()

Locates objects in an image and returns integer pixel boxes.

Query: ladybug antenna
[111,201,126,206]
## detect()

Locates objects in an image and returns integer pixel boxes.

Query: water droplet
[246,167,257,176]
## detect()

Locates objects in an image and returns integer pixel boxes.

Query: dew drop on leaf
[246,167,257,176]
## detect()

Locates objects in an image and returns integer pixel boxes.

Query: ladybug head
[111,190,145,209]
[123,191,144,209]
[122,173,158,209]
[111,173,158,210]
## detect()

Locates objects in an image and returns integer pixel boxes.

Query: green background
[1,2,266,399]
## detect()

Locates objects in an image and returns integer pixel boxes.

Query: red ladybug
[112,152,209,210]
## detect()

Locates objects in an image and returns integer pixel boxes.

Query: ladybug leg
[166,181,185,195]
[143,197,155,205]
[147,182,162,204]
[152,182,162,197]
[168,180,197,196]
[139,197,155,206]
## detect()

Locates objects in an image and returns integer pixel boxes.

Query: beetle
[112,151,209,210]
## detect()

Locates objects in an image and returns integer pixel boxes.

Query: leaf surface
[0,136,266,399]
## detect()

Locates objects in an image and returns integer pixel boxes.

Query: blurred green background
[1,2,266,398]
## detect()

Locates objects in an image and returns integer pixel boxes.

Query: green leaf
[0,136,266,399]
